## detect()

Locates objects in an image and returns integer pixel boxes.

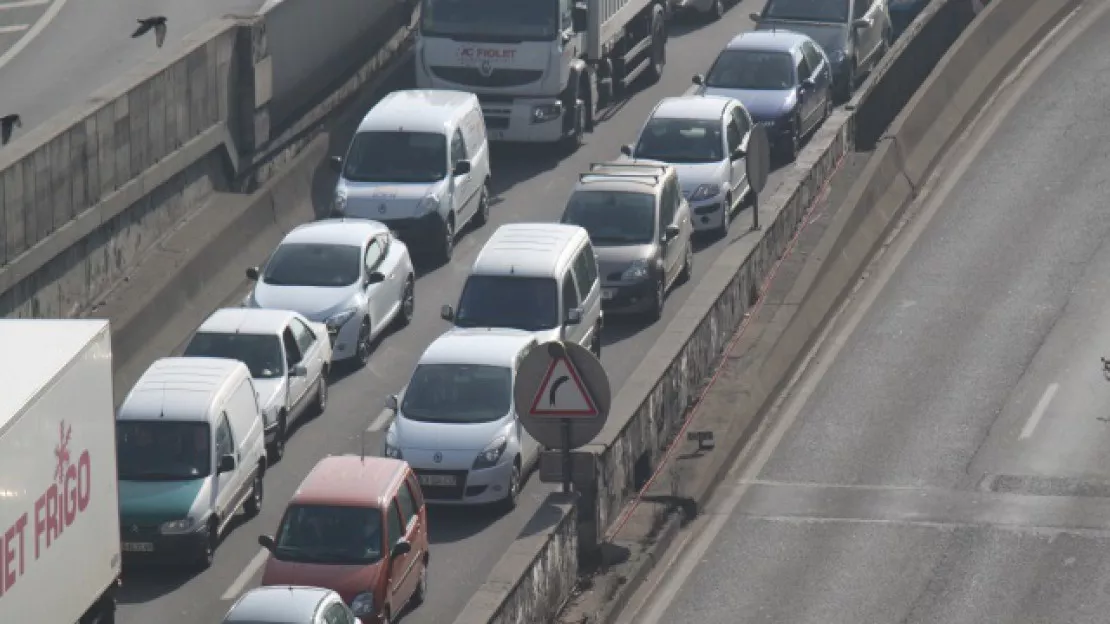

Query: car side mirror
[290,363,308,377]
[246,266,260,281]
[218,454,237,474]
[258,535,276,552]
[620,144,633,157]
[328,155,343,173]
[852,17,870,28]
[365,272,385,286]
[663,224,680,241]
[692,74,705,86]
[572,4,588,32]
[440,304,455,321]
[391,540,412,559]
[453,160,472,176]
[749,11,761,22]
[565,307,583,326]
[385,394,398,411]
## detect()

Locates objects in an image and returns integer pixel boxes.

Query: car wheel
[268,412,286,463]
[356,318,372,367]
[474,183,491,227]
[648,277,665,322]
[679,240,693,284]
[709,0,725,21]
[715,193,732,238]
[499,461,521,512]
[413,559,428,606]
[436,217,455,266]
[244,469,263,517]
[311,377,328,417]
[396,276,415,329]
[646,12,666,83]
[198,521,218,569]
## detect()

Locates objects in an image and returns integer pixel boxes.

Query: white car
[383,328,540,510]
[183,308,332,462]
[244,219,415,366]
[622,95,753,237]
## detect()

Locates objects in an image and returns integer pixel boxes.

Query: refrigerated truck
[414,0,669,146]
[0,319,121,623]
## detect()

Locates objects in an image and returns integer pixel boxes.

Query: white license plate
[122,542,154,552]
[419,475,457,487]
[602,289,615,300]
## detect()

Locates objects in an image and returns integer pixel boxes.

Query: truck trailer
[0,319,121,623]
[414,0,669,147]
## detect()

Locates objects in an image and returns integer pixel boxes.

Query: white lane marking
[0,24,29,34]
[0,0,51,9]
[369,409,394,432]
[0,0,70,71]
[1020,382,1059,440]
[221,548,269,601]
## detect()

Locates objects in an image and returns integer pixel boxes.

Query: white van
[329,89,492,265]
[116,357,267,569]
[440,223,604,356]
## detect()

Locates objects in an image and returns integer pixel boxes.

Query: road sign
[528,355,599,417]
[747,123,771,195]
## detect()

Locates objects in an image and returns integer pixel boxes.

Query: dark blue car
[692,30,833,162]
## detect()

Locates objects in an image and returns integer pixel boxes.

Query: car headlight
[532,102,563,123]
[473,435,507,469]
[688,184,721,201]
[417,195,439,215]
[326,308,358,330]
[159,517,197,534]
[350,592,374,616]
[333,189,348,216]
[621,259,651,282]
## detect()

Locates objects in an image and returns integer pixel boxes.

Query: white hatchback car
[183,308,332,462]
[244,219,415,366]
[383,328,540,510]
[622,95,753,237]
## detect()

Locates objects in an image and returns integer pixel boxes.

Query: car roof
[119,357,249,422]
[197,308,300,337]
[290,455,408,509]
[471,223,586,278]
[281,218,387,247]
[724,29,808,53]
[357,89,476,134]
[418,328,535,367]
[224,586,334,623]
[575,161,669,195]
[651,95,733,121]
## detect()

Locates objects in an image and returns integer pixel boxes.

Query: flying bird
[132,16,168,48]
[0,114,20,146]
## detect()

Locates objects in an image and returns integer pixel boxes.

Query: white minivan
[116,357,267,569]
[440,223,604,356]
[330,89,492,265]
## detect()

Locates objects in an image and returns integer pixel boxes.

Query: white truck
[0,319,121,623]
[414,0,669,147]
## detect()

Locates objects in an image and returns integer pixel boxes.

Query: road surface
[621,3,1110,624]
[0,0,263,139]
[112,0,804,622]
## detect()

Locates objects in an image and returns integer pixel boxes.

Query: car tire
[709,0,725,21]
[715,193,732,239]
[198,521,218,570]
[311,377,328,418]
[268,412,286,463]
[244,468,263,517]
[590,325,602,358]
[679,241,693,284]
[356,318,373,367]
[836,60,856,102]
[413,559,428,606]
[648,276,665,322]
[498,461,521,512]
[436,217,455,266]
[474,183,491,227]
[395,276,415,329]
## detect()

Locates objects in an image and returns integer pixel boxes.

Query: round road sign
[514,340,610,450]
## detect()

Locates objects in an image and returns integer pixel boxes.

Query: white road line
[0,0,70,71]
[0,0,51,9]
[221,548,269,601]
[1020,382,1059,440]
[0,24,29,34]
[368,409,394,432]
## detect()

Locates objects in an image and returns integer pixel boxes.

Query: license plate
[419,474,457,487]
[602,289,615,300]
[122,542,153,552]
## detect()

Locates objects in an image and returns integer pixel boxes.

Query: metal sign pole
[561,419,572,493]
[751,191,761,231]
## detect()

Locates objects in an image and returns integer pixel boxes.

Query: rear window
[454,275,559,331]
[763,0,850,22]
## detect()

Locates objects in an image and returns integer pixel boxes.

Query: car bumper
[689,197,728,231]
[120,525,208,564]
[477,96,568,143]
[601,279,657,314]
[407,457,515,505]
[326,314,364,361]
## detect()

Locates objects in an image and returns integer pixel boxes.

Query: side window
[581,243,598,285]
[451,128,467,165]
[795,54,811,82]
[386,500,403,547]
[290,318,316,356]
[726,119,743,152]
[852,0,869,19]
[397,482,417,529]
[364,238,385,274]
[562,275,580,316]
[732,108,751,136]
[215,412,234,457]
[406,473,425,509]
[282,328,302,365]
[802,42,824,72]
[572,248,593,297]
[559,0,573,29]
[659,180,677,226]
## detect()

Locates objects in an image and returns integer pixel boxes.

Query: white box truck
[414,0,669,147]
[0,319,121,623]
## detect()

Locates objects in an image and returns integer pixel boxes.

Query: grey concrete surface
[108,2,793,623]
[644,3,1110,622]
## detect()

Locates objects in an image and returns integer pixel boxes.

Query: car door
[362,237,390,331]
[727,106,750,203]
[560,273,585,345]
[385,497,417,611]
[794,52,818,133]
[282,326,310,414]
[659,178,682,282]
[801,41,833,112]
[289,318,323,416]
[214,411,239,518]
[852,0,881,65]
[449,128,476,221]
[394,481,425,604]
[376,233,406,320]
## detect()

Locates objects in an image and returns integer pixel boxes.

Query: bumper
[601,279,657,314]
[120,525,208,564]
[689,197,728,231]
[755,119,794,152]
[326,313,364,361]
[477,96,568,143]
[407,456,515,505]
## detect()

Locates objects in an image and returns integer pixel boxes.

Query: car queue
[106,3,896,623]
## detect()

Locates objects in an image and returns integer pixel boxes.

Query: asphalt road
[623,4,1110,624]
[111,1,807,622]
[0,0,263,138]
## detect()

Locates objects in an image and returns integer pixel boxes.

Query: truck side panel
[589,0,657,59]
[0,327,121,622]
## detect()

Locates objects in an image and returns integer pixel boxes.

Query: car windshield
[343,131,447,183]
[635,118,724,163]
[562,191,656,246]
[422,0,558,41]
[116,421,211,481]
[262,243,361,288]
[706,49,796,91]
[401,364,512,423]
[183,332,285,379]
[763,0,849,22]
[274,505,383,565]
[454,275,559,331]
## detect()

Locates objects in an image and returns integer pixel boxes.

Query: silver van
[440,223,604,356]
[330,89,492,264]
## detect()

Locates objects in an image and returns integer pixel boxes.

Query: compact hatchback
[258,456,428,624]
[223,586,361,624]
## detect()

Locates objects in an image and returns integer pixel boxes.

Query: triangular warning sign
[528,356,599,417]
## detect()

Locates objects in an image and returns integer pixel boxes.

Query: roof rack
[588,161,669,176]
[577,173,660,187]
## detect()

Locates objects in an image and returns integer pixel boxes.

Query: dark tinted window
[562,191,656,245]
[397,481,418,526]
[184,332,284,379]
[706,50,795,90]
[764,0,850,22]
[406,474,425,508]
[796,54,811,81]
[401,364,512,423]
[562,277,579,315]
[455,275,559,331]
[274,505,383,565]
[635,117,723,163]
[387,501,403,547]
[343,131,447,183]
[451,129,467,164]
[263,243,362,288]
[116,421,211,481]
[572,248,594,297]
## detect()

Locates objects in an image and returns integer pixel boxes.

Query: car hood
[118,478,207,525]
[756,20,849,57]
[392,414,509,452]
[252,378,286,414]
[671,161,730,195]
[597,244,656,281]
[339,179,445,221]
[252,283,359,322]
[699,87,796,123]
[261,557,382,605]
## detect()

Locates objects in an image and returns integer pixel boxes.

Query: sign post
[514,340,611,493]
[746,123,771,231]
